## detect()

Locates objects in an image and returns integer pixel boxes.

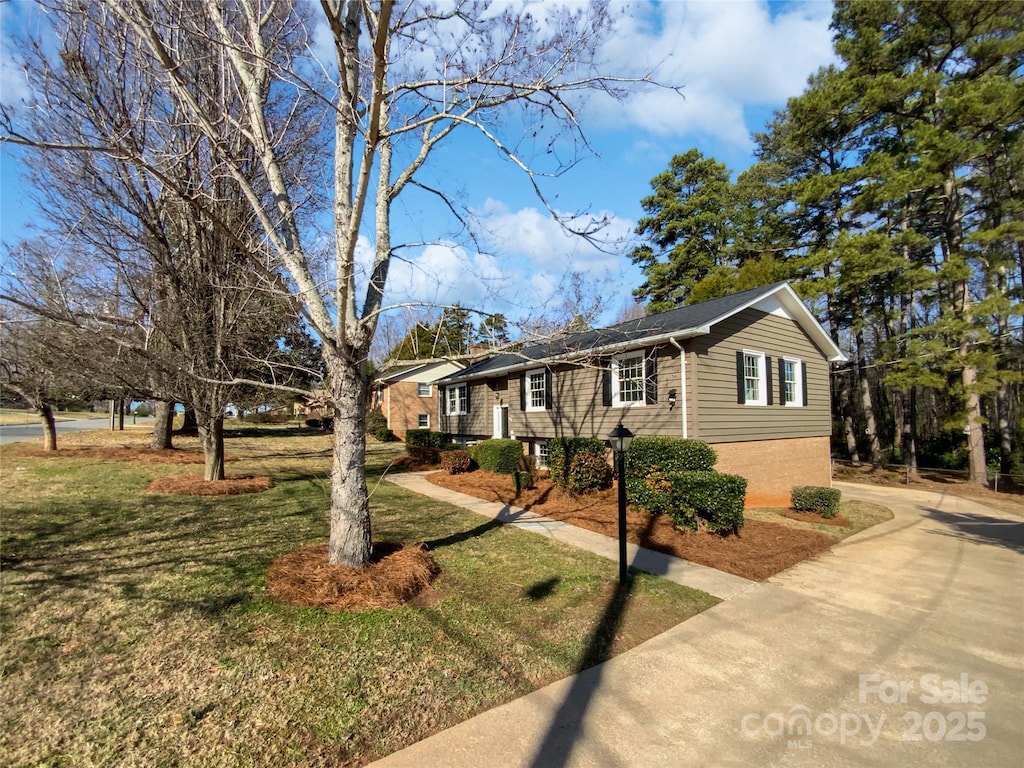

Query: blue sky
[0,0,838,330]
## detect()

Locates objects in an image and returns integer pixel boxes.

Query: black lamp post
[607,422,634,586]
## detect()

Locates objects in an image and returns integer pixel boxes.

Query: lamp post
[607,422,634,586]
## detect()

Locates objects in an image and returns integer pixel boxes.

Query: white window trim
[525,368,547,412]
[446,384,467,416]
[611,352,646,408]
[782,357,802,407]
[535,440,549,469]
[742,350,767,407]
[417,413,430,428]
[417,382,432,397]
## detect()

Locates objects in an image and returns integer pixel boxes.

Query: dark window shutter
[441,388,448,416]
[544,369,553,410]
[765,356,774,406]
[464,384,471,414]
[645,352,658,405]
[519,375,526,411]
[779,358,787,404]
[736,351,746,404]
[602,362,612,407]
[801,361,808,406]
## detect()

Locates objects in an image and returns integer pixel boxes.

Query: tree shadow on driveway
[923,508,1024,554]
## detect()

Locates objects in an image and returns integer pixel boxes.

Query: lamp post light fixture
[607,422,634,585]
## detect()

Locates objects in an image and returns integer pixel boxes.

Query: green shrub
[513,470,533,494]
[674,471,747,533]
[473,438,524,475]
[625,470,695,526]
[625,436,717,479]
[627,470,746,533]
[365,409,388,436]
[405,429,449,464]
[791,486,841,518]
[373,427,397,442]
[441,449,473,475]
[565,450,612,495]
[548,437,606,489]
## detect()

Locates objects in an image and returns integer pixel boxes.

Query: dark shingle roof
[439,283,802,384]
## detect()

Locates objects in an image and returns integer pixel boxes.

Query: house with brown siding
[436,283,847,506]
[374,359,466,440]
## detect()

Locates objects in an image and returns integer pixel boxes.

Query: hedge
[791,486,842,518]
[625,436,717,479]
[405,429,450,464]
[441,449,473,475]
[473,438,524,475]
[627,470,746,533]
[674,471,747,533]
[564,449,612,495]
[548,437,607,490]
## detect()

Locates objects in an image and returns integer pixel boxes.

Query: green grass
[745,500,894,541]
[0,426,716,767]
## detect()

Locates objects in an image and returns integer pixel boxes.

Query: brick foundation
[711,436,832,508]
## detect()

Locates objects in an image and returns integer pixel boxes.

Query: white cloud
[473,198,636,275]
[592,0,837,151]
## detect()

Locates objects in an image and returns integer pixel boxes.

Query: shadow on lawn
[1,492,313,615]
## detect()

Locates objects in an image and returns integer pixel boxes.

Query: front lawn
[0,426,715,767]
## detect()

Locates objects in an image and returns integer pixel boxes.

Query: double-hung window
[740,350,767,406]
[417,383,431,397]
[446,384,467,415]
[612,352,646,407]
[417,413,430,428]
[782,358,802,406]
[526,369,547,412]
[535,441,549,468]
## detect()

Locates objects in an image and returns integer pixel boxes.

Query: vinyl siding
[691,309,831,442]
[508,346,684,441]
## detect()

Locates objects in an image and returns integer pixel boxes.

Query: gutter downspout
[669,337,688,439]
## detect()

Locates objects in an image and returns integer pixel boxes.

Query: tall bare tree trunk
[152,400,175,450]
[39,402,57,451]
[902,387,919,476]
[197,412,226,482]
[856,327,882,466]
[839,370,861,465]
[177,407,198,435]
[327,353,372,568]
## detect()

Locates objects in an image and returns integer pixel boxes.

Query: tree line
[629,0,1022,486]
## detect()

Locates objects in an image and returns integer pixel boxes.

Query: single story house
[435,282,847,506]
[374,358,467,440]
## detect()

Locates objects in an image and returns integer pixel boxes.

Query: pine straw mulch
[426,470,837,582]
[145,475,272,495]
[13,446,208,464]
[266,542,440,611]
[778,509,852,527]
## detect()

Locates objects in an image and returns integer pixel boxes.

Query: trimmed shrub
[473,438,524,475]
[673,471,747,533]
[791,486,842,518]
[405,429,450,464]
[626,470,691,522]
[625,436,717,479]
[548,437,606,489]
[441,449,473,475]
[627,470,746,533]
[374,427,397,442]
[565,450,612,495]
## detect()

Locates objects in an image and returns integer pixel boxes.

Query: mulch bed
[14,446,208,464]
[266,542,440,610]
[426,470,836,581]
[145,475,273,495]
[778,509,852,527]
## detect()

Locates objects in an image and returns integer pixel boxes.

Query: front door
[492,405,509,439]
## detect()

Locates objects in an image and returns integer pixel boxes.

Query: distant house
[374,359,467,440]
[435,283,847,506]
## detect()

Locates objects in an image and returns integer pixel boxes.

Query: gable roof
[376,358,467,383]
[439,282,846,384]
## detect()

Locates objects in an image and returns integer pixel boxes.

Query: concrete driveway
[372,482,1023,767]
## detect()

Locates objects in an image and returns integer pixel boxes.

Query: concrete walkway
[373,478,1024,767]
[385,472,755,600]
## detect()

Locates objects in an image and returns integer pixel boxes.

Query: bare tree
[5,0,655,568]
